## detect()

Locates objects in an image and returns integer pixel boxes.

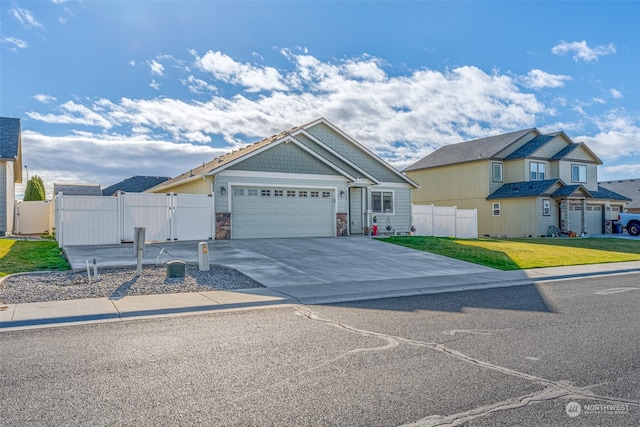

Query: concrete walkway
[2,237,640,331]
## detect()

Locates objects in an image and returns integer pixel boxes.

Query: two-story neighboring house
[405,128,630,237]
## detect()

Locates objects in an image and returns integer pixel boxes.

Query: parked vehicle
[618,212,640,236]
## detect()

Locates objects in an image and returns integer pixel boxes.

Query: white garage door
[231,187,334,239]
[586,205,603,234]
[568,205,603,234]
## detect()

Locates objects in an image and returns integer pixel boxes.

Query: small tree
[24,175,46,201]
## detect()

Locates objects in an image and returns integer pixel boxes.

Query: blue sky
[2,1,639,197]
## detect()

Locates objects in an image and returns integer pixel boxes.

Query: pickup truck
[618,212,640,236]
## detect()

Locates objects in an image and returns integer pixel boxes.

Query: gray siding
[371,186,413,233]
[294,134,363,179]
[306,122,406,183]
[227,142,340,176]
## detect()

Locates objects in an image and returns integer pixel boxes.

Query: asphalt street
[2,273,639,426]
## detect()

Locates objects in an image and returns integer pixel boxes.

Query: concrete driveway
[63,237,495,289]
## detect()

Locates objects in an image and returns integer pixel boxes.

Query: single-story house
[147,117,418,239]
[0,117,23,236]
[405,128,630,237]
[53,183,103,196]
[598,178,640,213]
[102,175,171,196]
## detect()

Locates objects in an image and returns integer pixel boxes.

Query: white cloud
[194,50,288,92]
[610,89,623,99]
[27,100,113,128]
[129,60,136,66]
[149,79,161,90]
[551,40,616,62]
[181,75,217,94]
[149,60,165,76]
[521,69,572,89]
[20,130,223,193]
[1,36,29,50]
[34,94,57,104]
[574,110,640,161]
[599,163,640,180]
[9,4,44,29]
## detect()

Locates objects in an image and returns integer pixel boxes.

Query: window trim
[492,202,501,217]
[492,162,503,182]
[543,199,551,216]
[371,190,395,214]
[530,161,546,181]
[571,164,587,183]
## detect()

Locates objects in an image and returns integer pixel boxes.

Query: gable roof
[54,183,103,196]
[102,175,171,196]
[598,178,640,208]
[150,118,417,192]
[487,179,630,201]
[487,179,561,200]
[591,185,632,202]
[504,134,555,160]
[404,128,534,171]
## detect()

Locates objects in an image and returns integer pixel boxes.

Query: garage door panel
[232,186,334,239]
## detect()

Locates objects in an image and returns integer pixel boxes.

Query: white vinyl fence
[14,200,52,235]
[412,204,478,239]
[55,192,215,247]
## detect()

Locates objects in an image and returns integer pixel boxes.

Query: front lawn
[383,236,640,270]
[0,239,70,277]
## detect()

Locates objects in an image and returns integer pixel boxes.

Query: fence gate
[55,192,215,246]
[15,200,51,234]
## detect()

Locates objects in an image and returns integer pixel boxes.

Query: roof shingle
[0,117,20,160]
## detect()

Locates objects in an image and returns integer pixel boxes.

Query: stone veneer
[336,213,348,237]
[216,212,231,240]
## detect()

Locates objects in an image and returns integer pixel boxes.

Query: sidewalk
[3,261,640,331]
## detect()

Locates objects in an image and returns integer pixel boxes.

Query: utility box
[198,242,210,271]
[166,260,186,278]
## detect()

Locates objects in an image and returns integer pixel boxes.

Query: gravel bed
[0,265,263,304]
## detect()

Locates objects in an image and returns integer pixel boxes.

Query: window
[492,163,503,182]
[299,190,308,197]
[492,202,501,217]
[261,189,271,197]
[543,199,551,216]
[530,162,546,181]
[247,189,258,196]
[372,191,394,213]
[322,191,331,198]
[287,190,296,197]
[274,189,283,197]
[571,164,587,183]
[233,189,244,196]
[310,191,319,198]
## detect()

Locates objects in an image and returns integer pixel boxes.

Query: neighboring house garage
[147,118,418,239]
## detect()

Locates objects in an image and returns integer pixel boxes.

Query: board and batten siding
[408,161,490,205]
[536,197,558,236]
[306,122,406,183]
[483,198,539,237]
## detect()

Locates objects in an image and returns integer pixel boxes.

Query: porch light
[340,190,346,198]
[220,186,227,196]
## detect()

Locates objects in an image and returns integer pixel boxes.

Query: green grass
[0,239,70,277]
[383,236,640,270]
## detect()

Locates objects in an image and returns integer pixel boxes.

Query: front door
[349,187,363,234]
